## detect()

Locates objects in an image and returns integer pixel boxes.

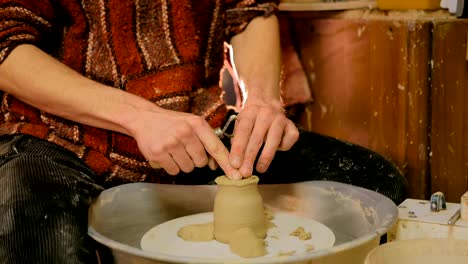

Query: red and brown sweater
[0,0,277,186]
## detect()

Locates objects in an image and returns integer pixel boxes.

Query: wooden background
[283,10,468,202]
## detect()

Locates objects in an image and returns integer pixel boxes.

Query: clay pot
[213,176,267,243]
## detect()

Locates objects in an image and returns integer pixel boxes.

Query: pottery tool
[448,209,461,225]
[149,114,236,170]
[213,114,237,139]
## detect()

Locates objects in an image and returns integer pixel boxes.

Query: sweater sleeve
[0,0,57,64]
[225,0,279,39]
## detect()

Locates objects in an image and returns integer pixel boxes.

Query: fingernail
[232,170,242,180]
[240,168,252,178]
[208,158,218,170]
[258,161,270,173]
[231,156,241,168]
[257,163,266,173]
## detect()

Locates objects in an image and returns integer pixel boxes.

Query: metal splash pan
[88,181,397,264]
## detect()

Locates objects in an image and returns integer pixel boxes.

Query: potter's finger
[208,156,218,170]
[256,118,284,173]
[239,114,271,177]
[196,124,241,180]
[229,112,255,169]
[184,136,209,168]
[170,146,195,173]
[277,121,299,151]
[153,154,180,175]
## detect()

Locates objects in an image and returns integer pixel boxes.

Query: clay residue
[229,228,267,258]
[278,250,296,257]
[264,207,274,220]
[318,187,376,230]
[290,226,311,240]
[335,9,454,21]
[215,175,259,186]
[265,207,276,229]
[266,221,277,229]
[306,244,315,252]
[177,222,214,242]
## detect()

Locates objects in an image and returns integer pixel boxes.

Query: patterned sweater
[0,0,277,186]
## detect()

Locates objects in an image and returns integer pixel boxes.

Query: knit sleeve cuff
[0,3,55,65]
[225,1,279,39]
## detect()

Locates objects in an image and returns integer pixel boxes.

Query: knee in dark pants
[0,155,102,264]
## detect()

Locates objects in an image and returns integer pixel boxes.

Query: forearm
[228,15,298,177]
[0,44,241,178]
[0,44,157,136]
[230,15,281,103]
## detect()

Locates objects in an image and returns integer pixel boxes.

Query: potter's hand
[130,108,241,179]
[229,98,299,177]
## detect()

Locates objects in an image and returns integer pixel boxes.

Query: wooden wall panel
[290,15,432,199]
[367,20,409,170]
[431,21,468,202]
[293,18,373,147]
[405,23,432,200]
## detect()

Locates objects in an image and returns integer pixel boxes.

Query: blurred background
[275,0,468,202]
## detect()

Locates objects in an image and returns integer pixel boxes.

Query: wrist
[112,93,161,137]
[244,91,283,110]
[242,79,281,103]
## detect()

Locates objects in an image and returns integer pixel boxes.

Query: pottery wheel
[140,211,335,260]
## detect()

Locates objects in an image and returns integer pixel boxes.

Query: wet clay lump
[177,175,268,258]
